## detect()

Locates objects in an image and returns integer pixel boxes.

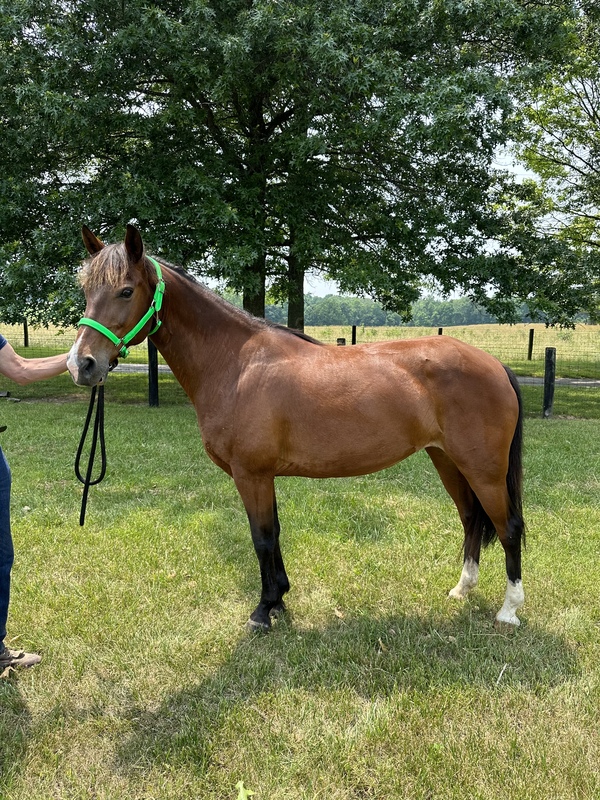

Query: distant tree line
[223,292,542,327]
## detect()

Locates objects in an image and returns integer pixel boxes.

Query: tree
[0,0,578,328]
[498,2,600,323]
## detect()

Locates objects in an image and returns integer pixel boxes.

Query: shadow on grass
[0,680,32,791]
[115,601,579,775]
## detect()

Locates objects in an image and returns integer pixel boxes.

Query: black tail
[466,365,525,551]
[503,365,525,547]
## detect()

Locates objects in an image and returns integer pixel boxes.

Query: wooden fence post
[438,328,443,335]
[543,347,556,418]
[23,319,29,348]
[527,328,534,361]
[148,339,159,407]
[351,325,357,345]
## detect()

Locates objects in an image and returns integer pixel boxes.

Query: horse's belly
[274,415,433,478]
[276,449,417,479]
[233,357,440,478]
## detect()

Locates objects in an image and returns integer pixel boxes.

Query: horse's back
[275,334,515,411]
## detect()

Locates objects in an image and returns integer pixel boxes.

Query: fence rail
[1,322,598,418]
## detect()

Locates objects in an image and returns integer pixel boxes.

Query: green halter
[78,257,165,358]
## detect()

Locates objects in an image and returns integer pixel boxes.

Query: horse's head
[68,224,161,386]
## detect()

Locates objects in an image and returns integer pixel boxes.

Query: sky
[304,271,341,297]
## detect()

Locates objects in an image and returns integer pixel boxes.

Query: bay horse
[68,225,525,631]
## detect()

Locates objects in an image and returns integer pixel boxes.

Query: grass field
[0,387,599,798]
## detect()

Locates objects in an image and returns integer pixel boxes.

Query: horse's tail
[503,365,525,547]
[467,365,525,551]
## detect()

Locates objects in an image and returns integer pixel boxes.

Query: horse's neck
[151,270,254,399]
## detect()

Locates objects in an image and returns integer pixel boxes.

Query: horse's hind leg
[233,471,289,631]
[428,445,524,625]
[271,496,290,618]
[472,481,524,626]
[426,447,481,600]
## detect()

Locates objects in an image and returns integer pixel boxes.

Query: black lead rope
[75,384,107,526]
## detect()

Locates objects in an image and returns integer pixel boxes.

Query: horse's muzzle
[67,344,110,387]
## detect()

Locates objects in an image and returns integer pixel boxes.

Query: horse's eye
[120,288,134,298]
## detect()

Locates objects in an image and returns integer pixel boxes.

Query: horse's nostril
[81,355,97,377]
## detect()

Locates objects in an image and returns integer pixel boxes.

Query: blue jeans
[0,445,14,647]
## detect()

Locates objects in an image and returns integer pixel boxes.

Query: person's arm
[0,341,69,385]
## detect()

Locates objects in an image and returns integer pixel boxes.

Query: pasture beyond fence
[1,322,598,418]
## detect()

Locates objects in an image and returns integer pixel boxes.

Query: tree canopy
[0,0,583,328]
[504,2,600,323]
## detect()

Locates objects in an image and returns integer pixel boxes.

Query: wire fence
[1,321,599,418]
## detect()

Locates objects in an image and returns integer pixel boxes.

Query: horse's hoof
[246,617,271,634]
[269,601,287,619]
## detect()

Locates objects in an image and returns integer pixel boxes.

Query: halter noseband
[78,256,165,358]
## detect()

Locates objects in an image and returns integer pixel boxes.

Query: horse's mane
[266,321,323,344]
[79,243,143,290]
[79,245,323,346]
[146,259,323,345]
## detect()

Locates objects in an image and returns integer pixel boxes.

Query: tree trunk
[243,283,266,317]
[287,249,305,331]
[243,254,266,318]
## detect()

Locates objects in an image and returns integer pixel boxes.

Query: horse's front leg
[233,471,289,631]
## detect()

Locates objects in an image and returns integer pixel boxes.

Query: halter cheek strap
[78,257,165,358]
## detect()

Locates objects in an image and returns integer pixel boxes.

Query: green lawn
[0,393,598,799]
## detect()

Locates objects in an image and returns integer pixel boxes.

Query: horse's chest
[203,437,233,475]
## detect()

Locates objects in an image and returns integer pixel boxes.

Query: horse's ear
[82,226,105,255]
[125,224,144,264]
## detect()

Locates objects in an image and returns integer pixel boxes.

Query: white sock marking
[495,579,524,626]
[448,556,479,600]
